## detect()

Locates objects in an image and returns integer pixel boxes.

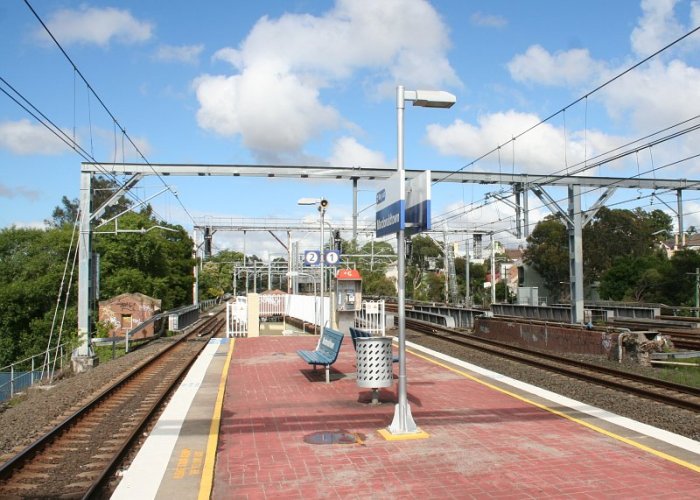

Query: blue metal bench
[297,327,344,383]
[349,327,399,363]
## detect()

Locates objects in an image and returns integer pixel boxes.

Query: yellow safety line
[408,348,700,474]
[198,339,235,500]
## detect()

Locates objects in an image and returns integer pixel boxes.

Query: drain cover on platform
[303,431,360,445]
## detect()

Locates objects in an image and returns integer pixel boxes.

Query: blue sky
[3,0,700,259]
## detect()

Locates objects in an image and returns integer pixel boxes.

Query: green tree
[660,249,700,306]
[361,269,396,296]
[599,253,667,302]
[46,176,134,228]
[406,235,443,300]
[95,211,194,309]
[199,250,244,299]
[524,208,672,302]
[584,207,671,283]
[0,226,79,367]
[339,240,396,297]
[523,216,569,302]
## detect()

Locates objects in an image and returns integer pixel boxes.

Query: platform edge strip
[198,339,235,500]
[407,348,700,474]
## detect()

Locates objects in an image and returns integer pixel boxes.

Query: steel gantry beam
[78,160,700,357]
[82,162,700,190]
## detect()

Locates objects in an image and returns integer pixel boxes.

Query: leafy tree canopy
[523,215,569,302]
[95,211,194,309]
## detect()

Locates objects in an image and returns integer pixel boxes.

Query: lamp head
[298,197,321,205]
[407,90,456,108]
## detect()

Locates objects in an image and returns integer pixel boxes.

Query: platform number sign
[303,250,341,266]
[324,250,340,266]
[303,250,321,266]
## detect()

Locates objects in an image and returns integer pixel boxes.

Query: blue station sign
[375,172,405,238]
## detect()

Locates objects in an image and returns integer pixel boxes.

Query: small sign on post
[375,172,405,237]
[405,170,431,234]
[303,250,321,266]
[376,171,431,238]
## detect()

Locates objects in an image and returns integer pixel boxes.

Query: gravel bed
[404,329,700,441]
[0,335,180,459]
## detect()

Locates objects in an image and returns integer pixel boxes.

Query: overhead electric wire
[434,23,700,188]
[436,148,700,247]
[433,117,700,229]
[0,77,169,223]
[22,0,197,226]
[428,23,700,246]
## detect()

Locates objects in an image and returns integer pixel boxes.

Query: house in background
[98,293,161,339]
[659,233,700,257]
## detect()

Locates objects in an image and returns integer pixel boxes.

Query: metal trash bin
[356,336,393,403]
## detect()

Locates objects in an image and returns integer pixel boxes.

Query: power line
[0,76,171,223]
[434,23,700,188]
[22,0,197,226]
[428,23,700,242]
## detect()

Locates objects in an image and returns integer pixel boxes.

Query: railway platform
[113,333,700,499]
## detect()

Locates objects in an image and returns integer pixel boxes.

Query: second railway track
[405,318,700,413]
[0,309,226,499]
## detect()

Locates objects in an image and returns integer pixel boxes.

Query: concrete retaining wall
[474,317,617,358]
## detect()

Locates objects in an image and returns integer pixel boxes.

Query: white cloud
[194,0,459,157]
[630,0,685,57]
[426,111,625,174]
[125,136,153,160]
[37,6,152,47]
[328,137,392,168]
[0,119,68,155]
[193,65,340,155]
[495,0,700,177]
[155,44,204,64]
[470,12,507,28]
[600,59,700,130]
[507,45,604,87]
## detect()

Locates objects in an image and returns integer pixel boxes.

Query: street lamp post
[390,86,455,436]
[298,197,329,333]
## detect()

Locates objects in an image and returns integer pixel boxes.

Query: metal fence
[0,343,68,402]
[354,300,386,336]
[260,294,286,317]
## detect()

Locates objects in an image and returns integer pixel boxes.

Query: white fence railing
[226,293,379,337]
[226,297,248,337]
[260,294,286,317]
[286,294,330,328]
[354,300,386,336]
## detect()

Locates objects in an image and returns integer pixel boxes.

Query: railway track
[0,309,226,499]
[405,318,700,413]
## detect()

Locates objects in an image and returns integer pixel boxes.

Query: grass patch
[653,357,700,388]
[94,343,126,364]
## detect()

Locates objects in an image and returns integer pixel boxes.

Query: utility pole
[490,233,496,305]
[465,238,470,307]
[685,268,699,317]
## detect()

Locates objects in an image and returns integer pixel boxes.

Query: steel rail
[405,318,700,413]
[0,311,225,498]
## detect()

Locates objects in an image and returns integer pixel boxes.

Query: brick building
[98,293,162,339]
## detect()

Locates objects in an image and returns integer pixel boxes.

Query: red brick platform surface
[212,336,699,499]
